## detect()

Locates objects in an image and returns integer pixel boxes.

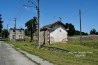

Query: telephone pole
[37,0,40,48]
[79,9,82,44]
[26,0,40,48]
[14,18,16,40]
[7,24,8,31]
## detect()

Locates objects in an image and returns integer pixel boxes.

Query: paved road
[0,41,36,65]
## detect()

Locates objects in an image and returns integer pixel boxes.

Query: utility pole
[7,24,8,31]
[26,0,40,48]
[14,18,16,40]
[37,0,40,48]
[59,17,62,21]
[79,9,82,44]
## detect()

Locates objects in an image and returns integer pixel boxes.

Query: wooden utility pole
[14,18,16,40]
[7,24,8,31]
[79,9,82,44]
[38,0,40,48]
[26,0,40,48]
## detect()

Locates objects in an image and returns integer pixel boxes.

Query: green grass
[5,40,98,65]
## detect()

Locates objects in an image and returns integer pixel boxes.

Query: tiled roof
[10,28,24,30]
[41,21,66,30]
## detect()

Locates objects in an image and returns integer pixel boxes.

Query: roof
[41,21,66,30]
[10,28,24,30]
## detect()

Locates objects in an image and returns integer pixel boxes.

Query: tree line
[65,23,88,36]
[90,28,98,35]
[65,23,98,36]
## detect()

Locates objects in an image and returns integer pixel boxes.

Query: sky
[0,0,98,33]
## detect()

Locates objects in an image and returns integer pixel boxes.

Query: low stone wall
[32,44,70,53]
[68,35,98,41]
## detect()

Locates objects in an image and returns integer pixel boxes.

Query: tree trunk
[30,29,33,42]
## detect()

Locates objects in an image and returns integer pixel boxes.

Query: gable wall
[50,24,68,43]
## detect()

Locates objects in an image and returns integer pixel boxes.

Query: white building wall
[15,30,24,39]
[9,29,25,40]
[50,25,68,43]
[9,30,15,40]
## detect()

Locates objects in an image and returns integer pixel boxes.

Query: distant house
[9,28,25,40]
[40,21,68,44]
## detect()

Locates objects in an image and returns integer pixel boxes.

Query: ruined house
[9,28,25,40]
[40,21,68,44]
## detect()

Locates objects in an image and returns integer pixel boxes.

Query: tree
[74,30,88,35]
[65,23,75,36]
[0,14,3,33]
[96,32,98,35]
[25,17,37,42]
[1,29,9,38]
[81,32,88,35]
[90,28,96,34]
[25,29,31,36]
[74,30,80,35]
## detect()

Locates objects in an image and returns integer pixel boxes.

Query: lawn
[5,40,98,65]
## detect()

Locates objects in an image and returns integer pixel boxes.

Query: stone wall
[40,30,49,45]
[68,35,98,41]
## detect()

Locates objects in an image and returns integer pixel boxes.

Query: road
[0,41,36,65]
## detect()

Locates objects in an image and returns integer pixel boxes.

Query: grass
[5,40,98,65]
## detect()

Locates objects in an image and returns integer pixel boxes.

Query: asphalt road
[0,41,36,65]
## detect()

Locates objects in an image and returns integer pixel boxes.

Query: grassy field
[5,40,98,65]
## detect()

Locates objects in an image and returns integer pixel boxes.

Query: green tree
[0,14,3,33]
[90,28,96,34]
[81,32,88,35]
[65,23,75,36]
[96,32,98,35]
[74,30,80,35]
[25,17,37,42]
[74,30,88,35]
[25,29,31,36]
[1,29,9,38]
